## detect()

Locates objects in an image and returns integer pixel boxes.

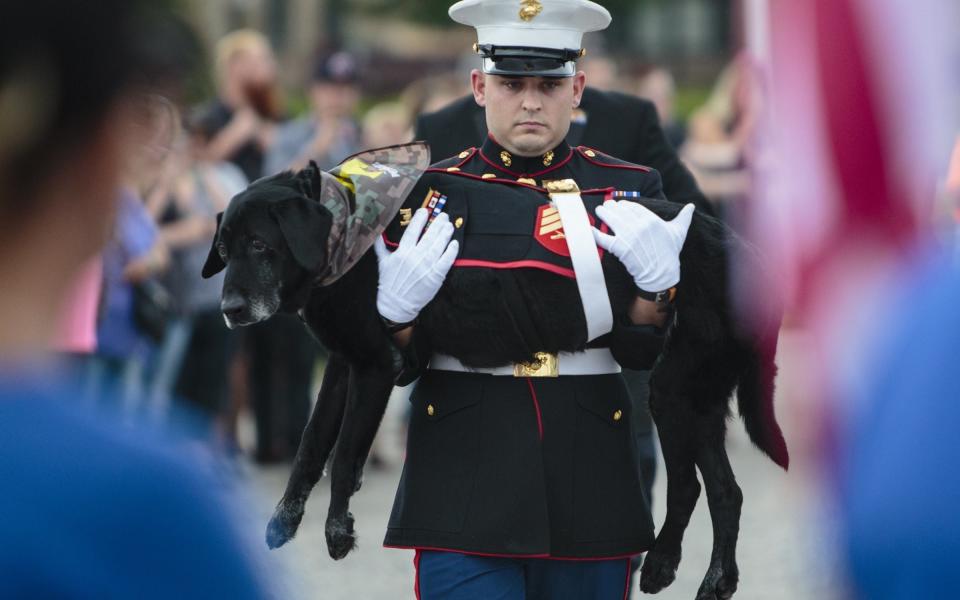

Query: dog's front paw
[695,564,739,600]
[325,512,356,560]
[640,548,681,594]
[265,500,305,549]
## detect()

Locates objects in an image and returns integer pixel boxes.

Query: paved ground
[234,329,849,599]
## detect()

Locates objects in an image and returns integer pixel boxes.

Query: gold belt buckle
[514,352,559,377]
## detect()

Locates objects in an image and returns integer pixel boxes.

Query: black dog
[203,160,788,599]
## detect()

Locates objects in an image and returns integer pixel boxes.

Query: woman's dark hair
[0,0,199,211]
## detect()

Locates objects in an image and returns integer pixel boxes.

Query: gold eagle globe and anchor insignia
[519,0,543,22]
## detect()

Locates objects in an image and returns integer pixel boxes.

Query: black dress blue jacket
[382,136,668,558]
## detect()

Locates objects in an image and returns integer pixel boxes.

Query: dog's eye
[252,240,267,253]
[217,243,228,260]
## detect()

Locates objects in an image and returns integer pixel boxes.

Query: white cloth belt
[429,348,621,376]
[551,189,614,342]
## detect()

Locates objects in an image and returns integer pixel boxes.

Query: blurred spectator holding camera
[198,29,283,182]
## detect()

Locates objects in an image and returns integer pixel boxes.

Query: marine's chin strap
[311,142,431,287]
[546,179,614,342]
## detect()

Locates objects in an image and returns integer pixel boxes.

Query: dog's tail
[737,331,789,470]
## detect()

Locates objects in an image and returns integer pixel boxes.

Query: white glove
[592,201,695,292]
[373,208,459,324]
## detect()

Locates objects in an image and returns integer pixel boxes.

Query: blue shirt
[0,373,271,598]
[97,188,159,359]
[842,252,960,599]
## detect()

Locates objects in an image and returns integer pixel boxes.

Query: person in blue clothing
[0,1,273,597]
[89,186,169,408]
[841,251,960,600]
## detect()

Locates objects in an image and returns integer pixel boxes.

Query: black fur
[203,168,788,597]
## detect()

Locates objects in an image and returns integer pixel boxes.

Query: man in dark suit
[414,76,712,521]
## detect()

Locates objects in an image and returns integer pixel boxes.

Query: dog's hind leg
[693,405,742,600]
[640,379,702,594]
[266,353,349,549]
[324,361,395,560]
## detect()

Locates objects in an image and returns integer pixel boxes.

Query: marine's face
[472,70,585,157]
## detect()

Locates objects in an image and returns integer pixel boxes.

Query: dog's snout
[221,294,247,320]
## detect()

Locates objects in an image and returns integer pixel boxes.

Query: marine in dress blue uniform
[377,2,687,597]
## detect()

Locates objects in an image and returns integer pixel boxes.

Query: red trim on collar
[449,147,477,168]
[576,146,652,172]
[477,148,575,179]
[530,151,574,177]
[478,150,519,176]
[478,132,575,178]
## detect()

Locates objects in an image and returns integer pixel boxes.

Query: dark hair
[0,0,199,213]
[311,51,360,85]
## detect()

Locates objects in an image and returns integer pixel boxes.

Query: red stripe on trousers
[414,550,422,600]
[622,557,632,600]
[526,377,543,441]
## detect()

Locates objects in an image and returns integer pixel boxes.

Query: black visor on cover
[477,45,581,77]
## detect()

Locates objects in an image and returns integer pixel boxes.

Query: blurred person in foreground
[739,0,960,597]
[264,50,362,175]
[198,29,283,183]
[841,251,960,600]
[0,1,271,596]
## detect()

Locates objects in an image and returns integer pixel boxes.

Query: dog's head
[202,166,332,328]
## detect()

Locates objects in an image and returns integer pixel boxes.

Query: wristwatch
[381,316,416,334]
[636,286,677,306]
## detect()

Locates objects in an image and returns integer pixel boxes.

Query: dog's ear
[271,197,333,272]
[296,161,325,200]
[201,212,226,278]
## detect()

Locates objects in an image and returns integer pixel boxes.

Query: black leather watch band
[636,286,677,305]
[381,316,416,334]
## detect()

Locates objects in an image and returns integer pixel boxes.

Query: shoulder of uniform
[575,146,653,172]
[429,147,477,171]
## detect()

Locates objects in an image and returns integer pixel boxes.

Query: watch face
[654,288,677,305]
